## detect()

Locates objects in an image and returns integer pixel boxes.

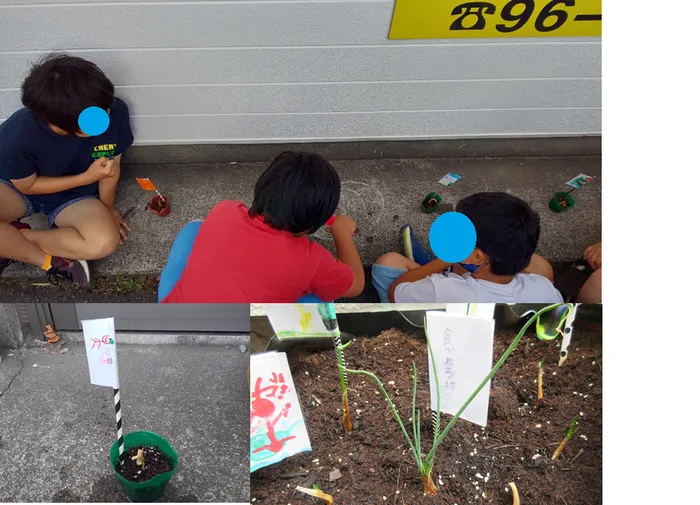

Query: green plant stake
[343,303,573,495]
[318,303,353,431]
[552,415,580,460]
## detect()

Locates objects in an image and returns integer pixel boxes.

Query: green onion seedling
[343,303,572,495]
[535,358,545,408]
[552,415,580,460]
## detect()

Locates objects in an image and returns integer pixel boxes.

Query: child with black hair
[160,151,365,303]
[372,192,563,303]
[0,53,134,287]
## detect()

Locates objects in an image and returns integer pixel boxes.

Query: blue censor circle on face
[78,106,110,136]
[428,212,477,264]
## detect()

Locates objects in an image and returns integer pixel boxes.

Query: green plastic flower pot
[421,192,442,213]
[110,431,178,502]
[549,192,575,213]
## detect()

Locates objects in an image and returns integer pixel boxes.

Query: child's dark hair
[249,151,341,234]
[455,192,540,275]
[21,53,115,134]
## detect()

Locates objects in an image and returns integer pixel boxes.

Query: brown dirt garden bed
[251,325,602,505]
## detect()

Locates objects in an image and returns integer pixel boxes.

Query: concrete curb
[58,331,250,349]
[123,137,602,165]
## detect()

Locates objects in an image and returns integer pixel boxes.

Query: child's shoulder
[111,97,130,117]
[0,108,40,150]
[516,272,561,297]
[209,200,248,218]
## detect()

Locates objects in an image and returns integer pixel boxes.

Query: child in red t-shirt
[159,151,365,303]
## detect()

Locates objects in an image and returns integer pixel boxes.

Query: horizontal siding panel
[0,2,601,50]
[1,0,369,4]
[82,108,601,143]
[0,79,601,118]
[0,44,601,88]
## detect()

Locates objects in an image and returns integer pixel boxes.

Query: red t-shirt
[162,201,354,303]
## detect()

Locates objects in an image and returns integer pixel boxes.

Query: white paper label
[82,318,119,388]
[426,311,494,427]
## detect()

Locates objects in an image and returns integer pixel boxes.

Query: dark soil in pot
[116,446,174,483]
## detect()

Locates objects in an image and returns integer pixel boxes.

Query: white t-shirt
[394,272,564,303]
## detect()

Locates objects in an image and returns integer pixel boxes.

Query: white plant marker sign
[426,310,495,427]
[82,317,119,388]
[250,351,311,472]
[265,304,333,339]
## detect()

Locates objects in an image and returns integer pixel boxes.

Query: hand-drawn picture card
[438,172,461,187]
[264,304,334,339]
[82,317,119,389]
[426,311,495,427]
[250,352,311,472]
[566,173,594,189]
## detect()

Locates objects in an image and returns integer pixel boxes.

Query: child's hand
[86,156,116,182]
[330,215,357,236]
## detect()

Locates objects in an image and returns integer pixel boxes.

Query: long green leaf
[344,367,423,469]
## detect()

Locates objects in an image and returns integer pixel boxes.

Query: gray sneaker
[47,257,90,287]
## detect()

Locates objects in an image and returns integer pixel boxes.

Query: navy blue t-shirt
[0,97,134,207]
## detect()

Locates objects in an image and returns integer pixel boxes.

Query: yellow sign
[389,0,601,39]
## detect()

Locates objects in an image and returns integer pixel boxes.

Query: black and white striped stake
[329,318,348,386]
[333,334,348,385]
[114,388,124,462]
[432,409,439,434]
[321,303,348,386]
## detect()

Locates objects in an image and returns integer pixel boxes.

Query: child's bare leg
[523,253,554,282]
[0,184,47,267]
[577,268,601,303]
[375,252,421,270]
[23,199,119,260]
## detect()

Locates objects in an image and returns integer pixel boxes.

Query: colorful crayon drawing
[99,353,113,365]
[250,352,311,472]
[91,334,115,350]
[265,304,334,339]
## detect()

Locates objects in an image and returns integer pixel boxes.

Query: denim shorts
[371,263,408,303]
[0,179,98,228]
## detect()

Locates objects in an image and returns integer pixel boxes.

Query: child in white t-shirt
[372,192,563,303]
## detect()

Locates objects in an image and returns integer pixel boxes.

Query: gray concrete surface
[0,305,22,351]
[0,342,249,502]
[57,332,250,348]
[123,137,601,164]
[3,156,601,283]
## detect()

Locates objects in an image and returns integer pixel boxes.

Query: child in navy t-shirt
[0,54,134,286]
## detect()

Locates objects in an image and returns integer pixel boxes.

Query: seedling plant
[535,358,545,408]
[343,303,573,495]
[552,415,580,460]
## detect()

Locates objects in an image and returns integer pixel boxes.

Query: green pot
[110,431,178,502]
[549,192,575,213]
[421,192,442,213]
